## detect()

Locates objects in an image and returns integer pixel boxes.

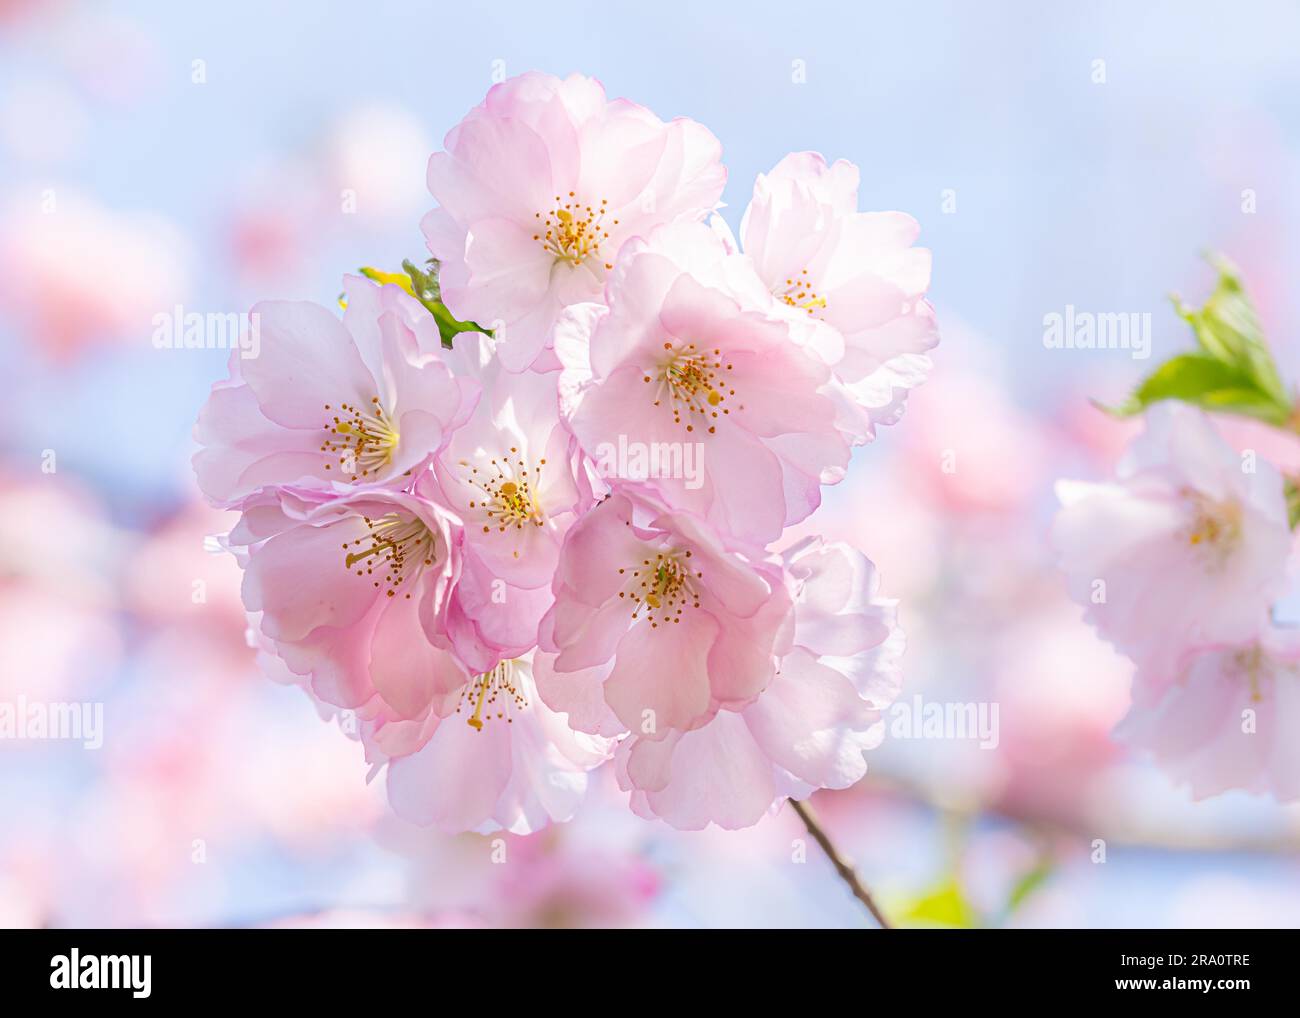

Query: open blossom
[235,484,459,711]
[731,152,938,441]
[1052,402,1292,681]
[260,618,609,834]
[431,336,592,670]
[1116,627,1300,801]
[194,275,475,507]
[236,486,609,834]
[615,539,904,830]
[421,71,726,371]
[376,654,613,835]
[535,490,792,737]
[555,222,851,547]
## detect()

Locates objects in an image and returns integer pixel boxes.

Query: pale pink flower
[430,336,592,669]
[234,484,460,712]
[378,654,613,834]
[555,222,851,546]
[421,71,726,371]
[1116,627,1300,801]
[194,275,475,507]
[1209,412,1300,477]
[614,539,903,830]
[536,490,792,736]
[732,152,938,441]
[440,550,559,676]
[233,483,609,834]
[1052,403,1292,680]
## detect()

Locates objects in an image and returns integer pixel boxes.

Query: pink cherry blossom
[194,275,475,507]
[421,71,726,371]
[614,539,903,830]
[1052,402,1292,682]
[236,487,609,834]
[1116,626,1300,801]
[378,654,613,834]
[535,490,792,737]
[430,335,593,669]
[440,550,560,676]
[555,222,851,546]
[733,152,939,441]
[234,484,460,711]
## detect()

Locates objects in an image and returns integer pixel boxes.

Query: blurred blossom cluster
[1053,266,1300,803]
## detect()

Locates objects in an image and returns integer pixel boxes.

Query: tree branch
[790,797,891,928]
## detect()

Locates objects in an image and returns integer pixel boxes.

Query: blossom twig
[790,798,891,928]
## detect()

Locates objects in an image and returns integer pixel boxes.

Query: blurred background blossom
[2,0,1299,927]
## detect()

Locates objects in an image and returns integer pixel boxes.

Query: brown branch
[790,797,891,928]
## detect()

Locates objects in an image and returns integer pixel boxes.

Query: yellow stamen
[456,660,528,730]
[321,397,400,481]
[534,195,614,266]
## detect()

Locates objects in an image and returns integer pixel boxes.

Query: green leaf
[1103,258,1294,426]
[1173,256,1288,408]
[400,258,441,304]
[1103,353,1292,425]
[399,258,490,349]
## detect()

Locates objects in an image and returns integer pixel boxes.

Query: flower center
[322,398,400,481]
[341,512,436,599]
[534,194,617,269]
[645,342,736,433]
[457,659,528,730]
[778,268,827,316]
[462,451,548,538]
[1181,489,1242,565]
[617,549,701,628]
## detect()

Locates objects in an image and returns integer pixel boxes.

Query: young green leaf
[1173,256,1288,408]
[1105,353,1291,425]
[1102,259,1293,426]
[399,258,490,349]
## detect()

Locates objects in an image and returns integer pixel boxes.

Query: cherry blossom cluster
[194,72,936,833]
[1053,264,1300,801]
